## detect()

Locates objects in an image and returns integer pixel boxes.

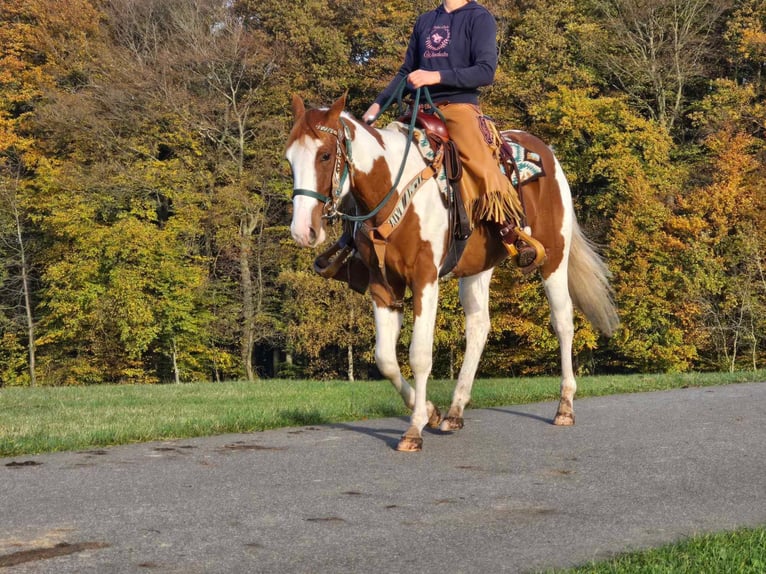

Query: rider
[363,0,542,268]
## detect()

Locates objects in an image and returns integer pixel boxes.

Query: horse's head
[286,93,349,248]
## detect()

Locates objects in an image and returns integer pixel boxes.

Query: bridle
[291,117,408,224]
[291,120,353,220]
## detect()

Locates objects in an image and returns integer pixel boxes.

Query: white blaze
[286,136,326,247]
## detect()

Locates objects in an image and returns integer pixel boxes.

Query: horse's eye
[320,152,332,162]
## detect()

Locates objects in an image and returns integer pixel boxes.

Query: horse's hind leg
[542,266,577,425]
[441,269,493,432]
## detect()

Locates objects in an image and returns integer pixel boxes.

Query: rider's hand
[407,70,441,89]
[363,103,381,125]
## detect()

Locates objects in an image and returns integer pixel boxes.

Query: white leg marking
[543,262,576,418]
[408,281,440,431]
[373,303,414,408]
[447,270,493,420]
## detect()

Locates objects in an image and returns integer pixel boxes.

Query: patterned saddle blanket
[499,131,545,187]
[390,121,544,189]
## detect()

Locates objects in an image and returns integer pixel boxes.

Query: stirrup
[313,234,354,278]
[515,228,546,273]
[517,243,538,268]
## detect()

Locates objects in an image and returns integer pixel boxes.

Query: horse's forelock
[287,109,317,146]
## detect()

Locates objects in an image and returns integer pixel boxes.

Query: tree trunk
[272,348,280,376]
[172,339,180,384]
[239,225,256,382]
[347,343,354,381]
[13,197,36,386]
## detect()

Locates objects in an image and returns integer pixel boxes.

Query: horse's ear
[291,94,305,119]
[327,91,348,122]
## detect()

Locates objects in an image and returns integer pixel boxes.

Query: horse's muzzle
[290,222,325,248]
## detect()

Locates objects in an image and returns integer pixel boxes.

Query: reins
[292,79,442,225]
[343,81,444,223]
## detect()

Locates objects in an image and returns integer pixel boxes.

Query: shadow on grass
[279,409,331,427]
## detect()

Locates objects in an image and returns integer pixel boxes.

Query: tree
[487,0,601,127]
[724,0,766,88]
[103,0,289,381]
[534,87,703,371]
[672,80,766,370]
[2,0,765,382]
[277,227,375,380]
[0,171,36,385]
[0,0,102,385]
[585,0,733,131]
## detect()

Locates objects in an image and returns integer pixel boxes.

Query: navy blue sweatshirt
[375,1,498,106]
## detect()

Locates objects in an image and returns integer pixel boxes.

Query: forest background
[0,0,764,386]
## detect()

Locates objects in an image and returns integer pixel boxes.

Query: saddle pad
[391,122,543,189]
[500,132,544,187]
[389,122,449,196]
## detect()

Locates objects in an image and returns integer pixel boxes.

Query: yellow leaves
[725,0,766,62]
[678,128,760,242]
[535,87,675,217]
[0,332,30,386]
[2,0,766,383]
[0,118,26,154]
[740,28,766,60]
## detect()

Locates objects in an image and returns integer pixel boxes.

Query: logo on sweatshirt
[425,25,450,58]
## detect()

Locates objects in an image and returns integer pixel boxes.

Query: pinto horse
[287,93,618,452]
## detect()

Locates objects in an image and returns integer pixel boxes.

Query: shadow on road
[333,421,408,450]
[486,407,553,425]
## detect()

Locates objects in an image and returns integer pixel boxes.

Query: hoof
[396,435,423,452]
[553,412,575,426]
[426,403,443,428]
[440,416,464,432]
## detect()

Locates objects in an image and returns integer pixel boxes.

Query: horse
[286,93,619,452]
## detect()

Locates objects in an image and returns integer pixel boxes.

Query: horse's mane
[339,192,357,237]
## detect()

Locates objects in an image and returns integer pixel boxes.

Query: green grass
[0,370,763,457]
[549,526,766,573]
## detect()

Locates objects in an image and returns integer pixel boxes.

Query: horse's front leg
[441,269,493,432]
[373,303,414,408]
[397,280,441,452]
[372,298,441,445]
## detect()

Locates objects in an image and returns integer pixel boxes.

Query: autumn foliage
[1,0,764,384]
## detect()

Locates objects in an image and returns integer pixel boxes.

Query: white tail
[568,220,619,336]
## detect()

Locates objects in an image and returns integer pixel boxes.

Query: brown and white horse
[286,93,619,452]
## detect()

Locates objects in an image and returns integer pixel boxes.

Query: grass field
[551,526,766,573]
[1,370,762,457]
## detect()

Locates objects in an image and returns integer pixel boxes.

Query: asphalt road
[2,382,765,573]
